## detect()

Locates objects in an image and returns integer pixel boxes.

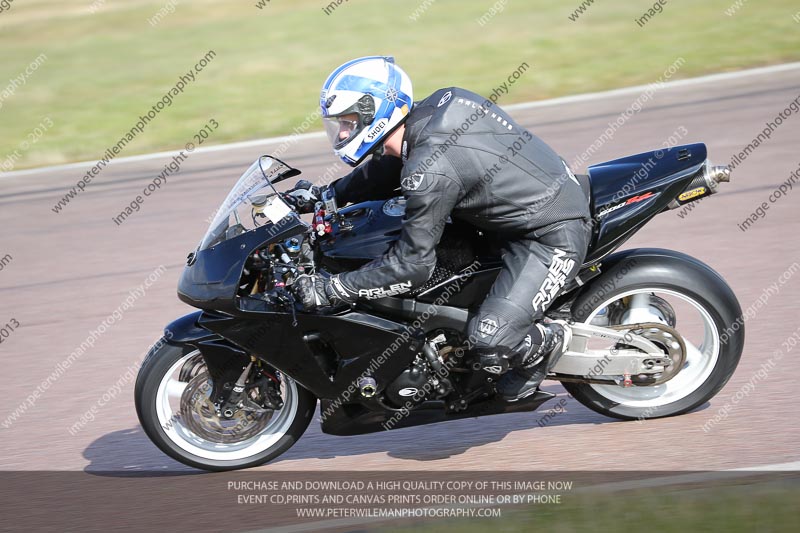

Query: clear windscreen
[199,156,298,251]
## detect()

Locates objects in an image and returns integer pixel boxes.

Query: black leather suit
[330,87,591,362]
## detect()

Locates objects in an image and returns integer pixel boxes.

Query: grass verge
[1,0,799,169]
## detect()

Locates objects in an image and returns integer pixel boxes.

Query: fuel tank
[319,198,405,262]
[319,197,498,307]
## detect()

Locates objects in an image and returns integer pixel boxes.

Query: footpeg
[622,372,632,388]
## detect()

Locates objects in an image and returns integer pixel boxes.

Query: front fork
[196,339,283,418]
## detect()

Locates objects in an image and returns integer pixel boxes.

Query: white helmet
[320,56,413,166]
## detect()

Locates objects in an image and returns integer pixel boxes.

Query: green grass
[1,0,799,169]
[383,476,800,533]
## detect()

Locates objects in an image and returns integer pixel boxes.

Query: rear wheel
[563,251,744,420]
[135,340,316,471]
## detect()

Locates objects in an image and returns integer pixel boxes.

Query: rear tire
[135,340,317,471]
[563,249,744,420]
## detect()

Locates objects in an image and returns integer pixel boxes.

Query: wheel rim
[154,350,298,461]
[584,288,720,408]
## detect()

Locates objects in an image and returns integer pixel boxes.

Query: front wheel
[135,340,317,471]
[563,250,744,420]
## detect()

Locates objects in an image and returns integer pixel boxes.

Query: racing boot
[476,349,512,376]
[496,321,571,402]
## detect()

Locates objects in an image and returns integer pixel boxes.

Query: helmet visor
[324,114,363,150]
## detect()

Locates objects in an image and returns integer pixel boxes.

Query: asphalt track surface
[1,65,799,479]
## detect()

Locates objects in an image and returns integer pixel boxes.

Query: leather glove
[293,274,354,310]
[286,180,324,214]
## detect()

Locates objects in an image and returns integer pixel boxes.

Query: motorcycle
[134,144,743,471]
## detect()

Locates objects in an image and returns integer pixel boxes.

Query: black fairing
[320,390,555,436]
[585,143,707,262]
[177,216,307,313]
[164,310,220,344]
[162,306,425,401]
[176,212,425,399]
[193,309,424,399]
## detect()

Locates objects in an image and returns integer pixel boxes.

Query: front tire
[563,249,744,420]
[135,340,316,471]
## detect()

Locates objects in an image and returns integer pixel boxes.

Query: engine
[384,356,432,407]
[383,330,466,408]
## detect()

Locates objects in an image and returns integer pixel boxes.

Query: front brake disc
[180,372,274,443]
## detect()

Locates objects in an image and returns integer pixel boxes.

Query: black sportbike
[135,145,743,471]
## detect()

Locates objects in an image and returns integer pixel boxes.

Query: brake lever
[275,287,299,327]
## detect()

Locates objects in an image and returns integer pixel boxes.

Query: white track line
[253,460,800,533]
[505,61,800,111]
[3,61,800,180]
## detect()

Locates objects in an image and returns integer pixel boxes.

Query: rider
[292,56,591,402]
